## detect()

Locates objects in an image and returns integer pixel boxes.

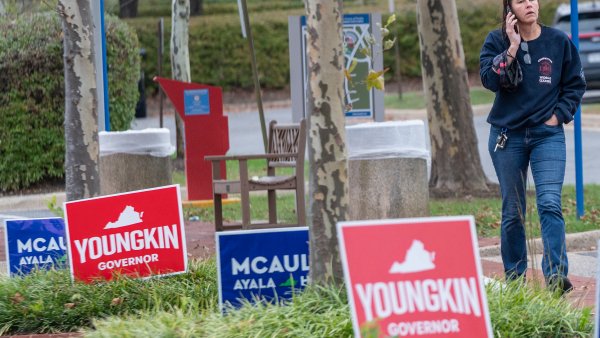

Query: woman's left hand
[544,114,559,126]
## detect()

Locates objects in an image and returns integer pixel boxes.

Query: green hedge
[0,13,140,192]
[129,12,296,92]
[106,0,305,18]
[130,2,561,93]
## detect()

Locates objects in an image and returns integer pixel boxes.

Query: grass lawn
[384,87,495,110]
[581,103,600,114]
[385,87,600,114]
[173,159,295,187]
[429,184,600,238]
[86,279,593,337]
[184,182,600,239]
[0,261,592,337]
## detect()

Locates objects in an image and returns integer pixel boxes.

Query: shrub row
[105,0,307,19]
[0,264,592,337]
[130,1,560,93]
[0,13,140,192]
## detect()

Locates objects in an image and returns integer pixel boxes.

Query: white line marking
[0,214,22,219]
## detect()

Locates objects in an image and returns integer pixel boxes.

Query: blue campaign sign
[184,89,210,116]
[4,218,67,276]
[216,227,309,310]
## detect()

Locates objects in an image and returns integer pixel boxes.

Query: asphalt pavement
[131,105,600,185]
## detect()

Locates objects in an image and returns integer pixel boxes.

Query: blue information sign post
[570,0,585,219]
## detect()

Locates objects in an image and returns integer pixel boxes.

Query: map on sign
[342,18,373,117]
[301,14,373,118]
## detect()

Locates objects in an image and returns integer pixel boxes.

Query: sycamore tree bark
[305,0,348,285]
[417,0,490,197]
[58,0,100,201]
[171,0,190,159]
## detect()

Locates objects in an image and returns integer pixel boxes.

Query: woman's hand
[505,13,521,47]
[544,114,559,126]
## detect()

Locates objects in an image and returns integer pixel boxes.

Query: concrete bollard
[99,128,175,195]
[346,120,430,220]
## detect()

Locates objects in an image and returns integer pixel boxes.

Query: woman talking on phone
[479,0,586,294]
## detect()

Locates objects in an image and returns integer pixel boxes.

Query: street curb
[0,187,189,212]
[0,192,64,213]
[385,104,600,130]
[479,229,600,257]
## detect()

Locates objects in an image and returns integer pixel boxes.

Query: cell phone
[506,5,519,33]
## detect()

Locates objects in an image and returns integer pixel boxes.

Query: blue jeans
[488,124,568,280]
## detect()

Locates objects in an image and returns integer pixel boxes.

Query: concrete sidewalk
[480,258,596,308]
[478,232,598,309]
[480,253,597,309]
[0,187,189,213]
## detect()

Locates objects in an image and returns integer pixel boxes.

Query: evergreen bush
[0,13,140,192]
[129,2,559,93]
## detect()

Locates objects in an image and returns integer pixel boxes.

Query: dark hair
[501,0,542,43]
[501,0,511,43]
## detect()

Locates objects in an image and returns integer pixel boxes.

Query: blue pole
[570,0,584,219]
[100,0,110,131]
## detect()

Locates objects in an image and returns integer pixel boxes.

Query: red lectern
[154,77,229,201]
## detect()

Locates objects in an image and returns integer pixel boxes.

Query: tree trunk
[119,0,138,18]
[305,0,348,285]
[171,0,190,159]
[417,0,490,197]
[58,0,100,201]
[190,0,202,16]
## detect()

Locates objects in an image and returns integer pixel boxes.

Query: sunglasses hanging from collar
[520,41,531,65]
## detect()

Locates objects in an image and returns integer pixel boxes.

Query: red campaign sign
[64,185,187,283]
[337,216,492,338]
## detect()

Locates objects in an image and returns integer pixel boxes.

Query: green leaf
[344,69,352,83]
[381,27,389,38]
[347,58,358,73]
[366,69,388,91]
[386,14,397,28]
[384,38,396,51]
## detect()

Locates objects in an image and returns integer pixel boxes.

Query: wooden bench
[205,119,306,231]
